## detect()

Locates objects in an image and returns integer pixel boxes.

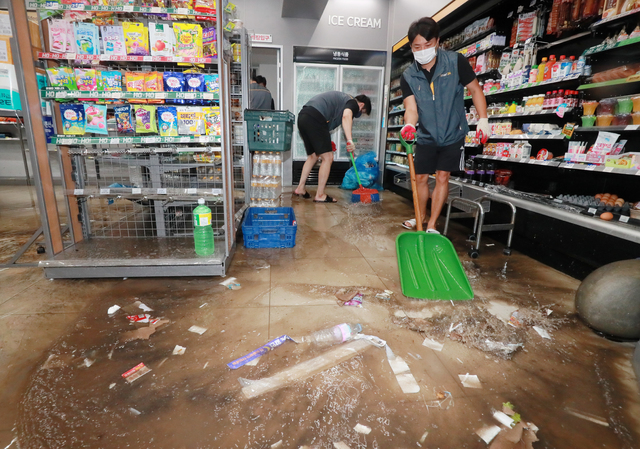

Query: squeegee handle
[349,151,363,188]
[399,136,422,231]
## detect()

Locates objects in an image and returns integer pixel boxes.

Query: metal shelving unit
[19,0,246,278]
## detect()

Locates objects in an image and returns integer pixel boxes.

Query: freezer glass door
[338,66,384,161]
[293,64,339,160]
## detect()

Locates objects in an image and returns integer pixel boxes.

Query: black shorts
[414,139,465,175]
[297,106,332,156]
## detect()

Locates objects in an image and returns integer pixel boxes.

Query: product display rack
[20,0,247,278]
[384,0,640,278]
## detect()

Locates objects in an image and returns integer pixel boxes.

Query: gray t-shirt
[250,84,274,110]
[304,91,358,131]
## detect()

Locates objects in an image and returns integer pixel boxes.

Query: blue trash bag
[340,151,379,190]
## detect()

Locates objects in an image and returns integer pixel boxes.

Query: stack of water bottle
[251,151,283,207]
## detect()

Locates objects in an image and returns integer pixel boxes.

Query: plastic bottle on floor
[193,198,215,256]
[303,323,363,346]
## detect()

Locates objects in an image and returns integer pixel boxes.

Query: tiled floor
[1,185,639,448]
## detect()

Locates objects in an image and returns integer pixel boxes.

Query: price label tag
[124,5,133,11]
[112,92,122,99]
[132,188,142,194]
[472,180,477,185]
[150,6,161,13]
[108,138,119,145]
[528,159,535,163]
[620,215,630,223]
[67,53,76,60]
[203,93,214,100]
[586,165,597,171]
[501,157,508,161]
[177,7,189,14]
[588,208,597,214]
[507,11,513,18]
[636,170,640,176]
[479,182,485,187]
[199,136,209,143]
[624,125,639,131]
[100,188,110,195]
[142,56,152,62]
[157,188,167,195]
[180,136,191,143]
[186,93,196,99]
[46,3,60,10]
[462,179,468,183]
[553,198,563,203]
[603,167,614,172]
[186,188,197,194]
[155,93,165,99]
[211,188,223,195]
[73,189,84,195]
[143,137,156,144]
[530,0,536,6]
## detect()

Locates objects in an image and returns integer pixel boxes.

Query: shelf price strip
[30,1,215,17]
[38,52,216,65]
[51,135,221,145]
[42,89,218,101]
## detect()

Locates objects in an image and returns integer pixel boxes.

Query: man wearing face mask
[400,17,489,232]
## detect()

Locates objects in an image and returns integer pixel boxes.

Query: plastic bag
[340,151,379,190]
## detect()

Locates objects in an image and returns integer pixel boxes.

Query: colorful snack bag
[173,23,203,58]
[185,73,205,105]
[101,25,127,56]
[100,71,122,91]
[84,104,108,135]
[123,22,150,56]
[60,104,86,135]
[75,68,99,91]
[145,72,165,104]
[49,19,68,53]
[194,0,216,14]
[177,107,205,135]
[74,22,100,55]
[47,67,77,90]
[203,27,217,57]
[125,71,145,92]
[114,104,135,134]
[149,22,175,56]
[92,13,116,27]
[163,71,185,104]
[204,73,219,96]
[157,106,179,136]
[134,105,158,133]
[203,106,220,136]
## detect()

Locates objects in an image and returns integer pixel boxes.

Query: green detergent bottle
[193,198,214,256]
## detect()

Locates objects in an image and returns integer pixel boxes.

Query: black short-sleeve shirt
[345,99,359,116]
[401,53,476,100]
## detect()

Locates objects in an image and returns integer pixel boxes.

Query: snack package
[100,71,123,91]
[114,104,135,134]
[173,0,195,8]
[163,71,185,104]
[124,71,145,92]
[173,23,203,58]
[203,106,220,136]
[185,73,205,105]
[145,72,165,104]
[75,68,99,91]
[123,22,150,56]
[203,27,217,57]
[134,105,158,133]
[84,104,108,135]
[46,67,77,90]
[101,26,127,56]
[149,22,175,56]
[49,19,69,53]
[157,106,179,136]
[92,13,116,27]
[204,73,219,96]
[74,22,100,55]
[60,104,86,135]
[194,0,216,14]
[177,107,205,135]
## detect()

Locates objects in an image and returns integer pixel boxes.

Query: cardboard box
[605,152,640,169]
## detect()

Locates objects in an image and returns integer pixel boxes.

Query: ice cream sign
[328,15,382,29]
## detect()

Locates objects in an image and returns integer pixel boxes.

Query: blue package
[163,71,185,105]
[185,73,205,105]
[204,73,219,99]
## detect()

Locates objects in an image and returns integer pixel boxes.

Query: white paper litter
[188,325,207,335]
[173,345,186,355]
[422,337,444,351]
[459,373,483,389]
[386,345,420,394]
[475,425,501,444]
[419,431,429,443]
[354,424,371,434]
[396,373,421,393]
[220,277,241,289]
[107,305,120,315]
[533,326,551,339]
[136,301,153,312]
[333,443,351,449]
[388,356,411,375]
[245,356,261,366]
[82,358,94,368]
[270,440,283,448]
[493,411,515,427]
[109,383,116,389]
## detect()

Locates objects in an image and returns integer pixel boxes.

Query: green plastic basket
[244,109,295,152]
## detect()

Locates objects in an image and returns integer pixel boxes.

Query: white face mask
[413,47,437,65]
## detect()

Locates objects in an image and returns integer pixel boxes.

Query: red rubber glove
[401,124,416,141]
[476,118,490,144]
[346,140,355,153]
[331,141,337,152]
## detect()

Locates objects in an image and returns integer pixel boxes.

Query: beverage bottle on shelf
[551,90,559,108]
[193,199,215,256]
[556,89,565,107]
[508,101,517,114]
[465,157,475,179]
[537,57,547,82]
[544,55,555,81]
[273,152,282,176]
[564,56,574,77]
[476,162,486,183]
[551,56,564,79]
[252,152,261,176]
[543,91,551,109]
[303,323,363,346]
[529,65,539,83]
[575,55,586,76]
[486,162,496,184]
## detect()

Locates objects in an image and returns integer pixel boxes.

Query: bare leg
[315,152,334,201]
[427,170,450,230]
[414,174,430,226]
[295,153,318,195]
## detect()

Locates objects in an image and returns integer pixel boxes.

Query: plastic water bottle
[193,198,214,256]
[252,152,261,176]
[303,323,363,346]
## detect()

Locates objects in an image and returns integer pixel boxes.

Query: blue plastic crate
[242,207,297,248]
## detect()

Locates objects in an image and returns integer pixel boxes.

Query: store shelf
[387,150,407,156]
[460,43,505,59]
[578,76,640,90]
[475,68,501,79]
[475,154,561,167]
[487,134,566,140]
[41,88,219,101]
[29,1,216,16]
[468,108,575,125]
[388,109,405,116]
[387,138,400,142]
[51,135,221,146]
[537,31,592,51]
[466,74,582,101]
[448,27,497,52]
[38,52,217,65]
[389,96,403,103]
[385,163,409,173]
[66,187,223,198]
[464,143,482,148]
[558,162,640,176]
[584,36,640,57]
[575,125,640,132]
[590,8,640,31]
[387,125,404,130]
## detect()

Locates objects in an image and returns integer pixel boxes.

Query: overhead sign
[293,46,386,66]
[251,33,273,43]
[328,15,382,29]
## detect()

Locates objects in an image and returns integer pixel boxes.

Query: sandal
[426,228,440,234]
[313,195,337,203]
[294,191,311,199]
[402,219,416,229]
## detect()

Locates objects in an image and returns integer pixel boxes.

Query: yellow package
[123,22,150,56]
[125,71,146,104]
[203,106,220,136]
[173,23,203,58]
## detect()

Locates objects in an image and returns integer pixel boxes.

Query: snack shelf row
[38,52,217,64]
[42,88,219,101]
[29,1,216,17]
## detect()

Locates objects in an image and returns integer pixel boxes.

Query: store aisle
[1,187,639,448]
